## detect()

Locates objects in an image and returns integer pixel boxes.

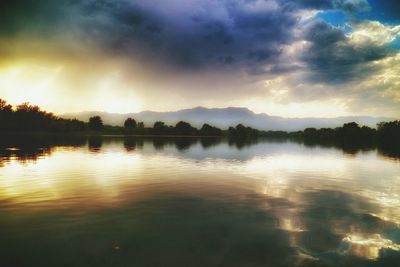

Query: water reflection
[0,135,86,165]
[0,136,399,266]
[88,137,103,153]
[1,135,400,162]
[200,137,222,149]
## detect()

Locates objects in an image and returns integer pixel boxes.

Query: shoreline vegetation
[1,99,399,150]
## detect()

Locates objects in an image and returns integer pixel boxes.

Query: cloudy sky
[0,0,399,117]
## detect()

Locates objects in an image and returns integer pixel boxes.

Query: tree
[13,102,53,131]
[200,123,222,136]
[153,121,165,129]
[0,99,12,111]
[175,121,197,135]
[89,116,103,131]
[235,124,247,136]
[304,128,318,139]
[0,99,13,130]
[153,121,167,134]
[124,117,137,128]
[137,122,144,129]
[378,121,400,145]
[342,122,360,132]
[0,98,88,132]
[230,124,258,138]
[228,126,237,136]
[337,122,361,141]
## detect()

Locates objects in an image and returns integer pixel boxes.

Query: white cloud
[349,21,400,46]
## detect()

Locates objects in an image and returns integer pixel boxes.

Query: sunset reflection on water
[0,137,399,266]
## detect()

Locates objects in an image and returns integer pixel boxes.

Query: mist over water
[1,137,399,267]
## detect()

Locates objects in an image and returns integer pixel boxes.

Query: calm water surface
[0,137,399,267]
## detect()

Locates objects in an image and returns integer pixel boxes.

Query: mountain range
[62,107,393,131]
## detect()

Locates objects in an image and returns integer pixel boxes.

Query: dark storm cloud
[0,0,70,35]
[80,0,299,71]
[301,20,390,84]
[0,0,299,72]
[0,0,395,81]
[77,1,164,54]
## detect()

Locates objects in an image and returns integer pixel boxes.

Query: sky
[0,0,399,118]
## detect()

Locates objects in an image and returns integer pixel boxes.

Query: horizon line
[60,106,395,120]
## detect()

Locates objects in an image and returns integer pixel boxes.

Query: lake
[0,136,399,267]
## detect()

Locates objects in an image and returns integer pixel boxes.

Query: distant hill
[61,107,393,131]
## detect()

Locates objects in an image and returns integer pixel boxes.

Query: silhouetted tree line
[259,121,400,149]
[228,124,259,139]
[0,99,255,137]
[122,117,259,138]
[302,121,400,146]
[88,116,104,131]
[145,121,224,136]
[0,99,85,132]
[1,99,399,148]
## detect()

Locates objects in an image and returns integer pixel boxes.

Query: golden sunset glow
[0,61,144,114]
